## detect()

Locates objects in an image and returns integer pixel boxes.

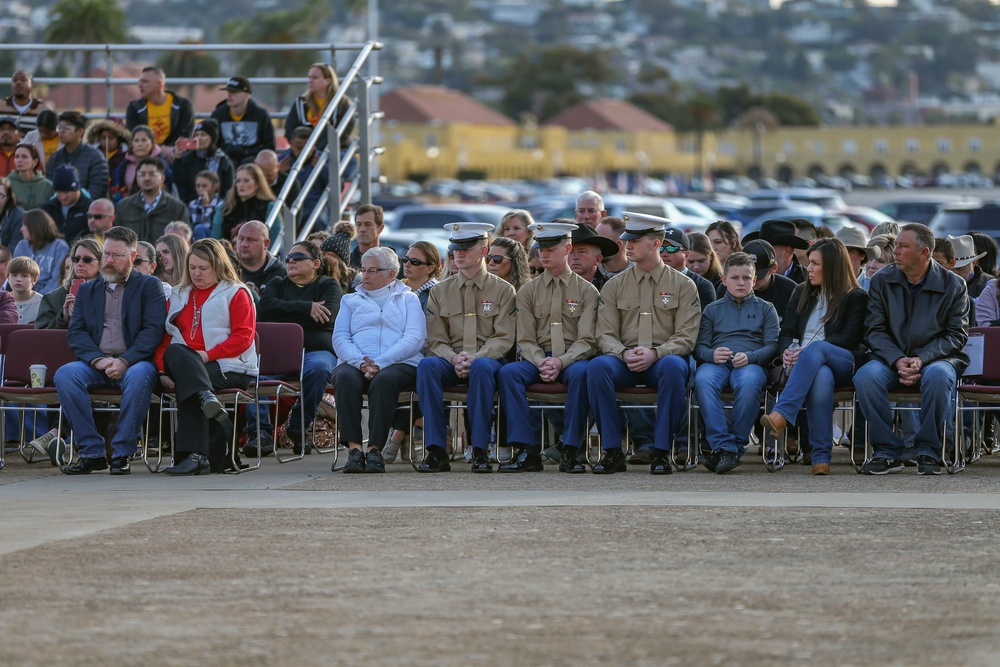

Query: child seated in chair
[693,252,779,474]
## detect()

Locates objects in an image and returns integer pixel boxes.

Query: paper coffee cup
[29,364,47,388]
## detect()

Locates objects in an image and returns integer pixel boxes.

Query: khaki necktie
[548,278,566,358]
[638,274,654,349]
[462,280,478,353]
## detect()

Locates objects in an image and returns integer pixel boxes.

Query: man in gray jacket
[45,112,108,199]
[857,222,969,476]
[114,157,190,244]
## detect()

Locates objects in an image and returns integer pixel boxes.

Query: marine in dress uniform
[587,211,702,475]
[496,222,601,473]
[416,222,516,473]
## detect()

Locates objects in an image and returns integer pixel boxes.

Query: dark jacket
[115,190,191,244]
[779,285,870,369]
[35,285,69,330]
[784,257,807,284]
[67,272,166,367]
[284,95,354,151]
[967,268,991,300]
[684,267,717,313]
[213,196,275,241]
[865,261,970,375]
[45,143,109,200]
[716,272,797,322]
[125,90,195,146]
[41,192,92,243]
[241,254,286,293]
[0,206,24,250]
[258,275,342,353]
[172,148,235,204]
[210,97,276,165]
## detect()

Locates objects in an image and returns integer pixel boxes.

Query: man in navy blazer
[56,225,167,475]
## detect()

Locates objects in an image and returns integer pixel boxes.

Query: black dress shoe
[650,450,673,475]
[592,448,627,474]
[198,391,226,422]
[471,448,493,473]
[63,456,108,475]
[559,447,587,473]
[163,452,211,476]
[109,456,131,475]
[417,446,451,473]
[498,454,543,472]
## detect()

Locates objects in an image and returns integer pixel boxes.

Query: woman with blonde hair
[284,62,356,176]
[212,163,277,242]
[686,231,724,286]
[159,238,257,475]
[154,233,190,287]
[496,210,535,252]
[402,240,443,312]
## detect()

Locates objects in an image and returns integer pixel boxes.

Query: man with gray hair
[575,190,607,229]
[55,226,167,475]
[857,222,969,476]
[164,220,193,242]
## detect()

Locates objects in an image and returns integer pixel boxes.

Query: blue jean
[854,359,957,461]
[417,355,505,451]
[587,354,689,452]
[695,362,768,456]
[246,350,336,437]
[498,359,590,450]
[772,341,855,465]
[54,360,158,459]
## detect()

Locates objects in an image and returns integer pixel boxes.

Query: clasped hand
[896,356,923,386]
[623,346,657,372]
[451,351,474,378]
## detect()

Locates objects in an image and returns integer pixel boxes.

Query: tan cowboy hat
[947,235,986,269]
[836,226,878,261]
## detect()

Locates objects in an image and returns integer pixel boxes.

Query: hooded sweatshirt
[8,170,54,209]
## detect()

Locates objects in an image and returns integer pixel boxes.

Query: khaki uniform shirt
[597,262,701,359]
[426,266,516,361]
[516,268,600,369]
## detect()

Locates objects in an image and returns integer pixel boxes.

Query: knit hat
[321,230,352,266]
[193,118,220,147]
[52,165,81,192]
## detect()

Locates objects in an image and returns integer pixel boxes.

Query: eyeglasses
[86,213,108,219]
[401,257,432,267]
[529,267,544,275]
[284,252,313,263]
[101,251,130,260]
[72,255,98,264]
[359,267,391,275]
[133,257,151,266]
[56,125,78,132]
[660,245,683,254]
[486,255,509,264]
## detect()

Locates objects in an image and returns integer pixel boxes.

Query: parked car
[388,204,510,232]
[734,188,847,224]
[526,194,711,234]
[877,195,981,226]
[741,206,860,238]
[929,201,1000,245]
[835,206,898,233]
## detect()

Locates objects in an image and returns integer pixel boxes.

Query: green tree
[479,45,616,122]
[677,94,720,181]
[221,5,329,109]
[762,92,819,126]
[156,41,221,103]
[44,0,129,112]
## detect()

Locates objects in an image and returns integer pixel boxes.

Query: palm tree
[156,41,221,103]
[44,0,130,112]
[221,5,329,110]
[734,107,779,174]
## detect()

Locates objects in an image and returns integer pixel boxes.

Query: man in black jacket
[41,165,92,243]
[125,67,194,147]
[210,77,276,165]
[856,223,969,476]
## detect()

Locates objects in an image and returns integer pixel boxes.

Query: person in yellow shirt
[125,66,194,147]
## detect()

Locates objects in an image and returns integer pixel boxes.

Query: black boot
[592,448,626,474]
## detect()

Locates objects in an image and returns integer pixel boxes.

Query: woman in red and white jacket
[157,238,257,475]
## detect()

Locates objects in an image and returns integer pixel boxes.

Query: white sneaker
[28,431,56,457]
[382,433,401,463]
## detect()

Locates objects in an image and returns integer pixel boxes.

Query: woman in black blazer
[761,238,869,475]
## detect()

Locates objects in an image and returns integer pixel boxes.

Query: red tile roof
[382,85,514,126]
[545,99,674,132]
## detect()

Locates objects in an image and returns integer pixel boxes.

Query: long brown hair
[222,164,275,216]
[155,233,190,287]
[22,209,61,251]
[687,232,723,284]
[796,237,860,325]
[706,220,741,254]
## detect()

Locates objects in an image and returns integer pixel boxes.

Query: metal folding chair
[254,322,307,464]
[408,386,502,470]
[956,327,1000,469]
[0,324,34,470]
[687,385,780,472]
[524,382,596,464]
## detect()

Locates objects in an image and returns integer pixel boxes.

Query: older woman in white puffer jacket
[332,246,426,474]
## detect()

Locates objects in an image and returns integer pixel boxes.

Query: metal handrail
[7,42,371,52]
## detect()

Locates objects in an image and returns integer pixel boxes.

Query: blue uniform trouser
[587,354,689,452]
[855,359,957,461]
[54,360,158,459]
[417,355,505,451]
[695,362,768,456]
[498,358,590,450]
[771,341,855,464]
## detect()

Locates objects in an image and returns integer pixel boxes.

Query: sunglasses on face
[486,255,509,264]
[284,252,314,263]
[71,255,98,264]
[87,213,108,219]
[529,267,544,275]
[401,257,432,267]
[660,245,682,254]
[133,257,152,266]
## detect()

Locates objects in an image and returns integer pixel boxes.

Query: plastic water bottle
[784,339,801,371]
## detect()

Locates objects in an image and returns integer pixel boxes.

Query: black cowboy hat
[742,219,810,250]
[571,224,619,258]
